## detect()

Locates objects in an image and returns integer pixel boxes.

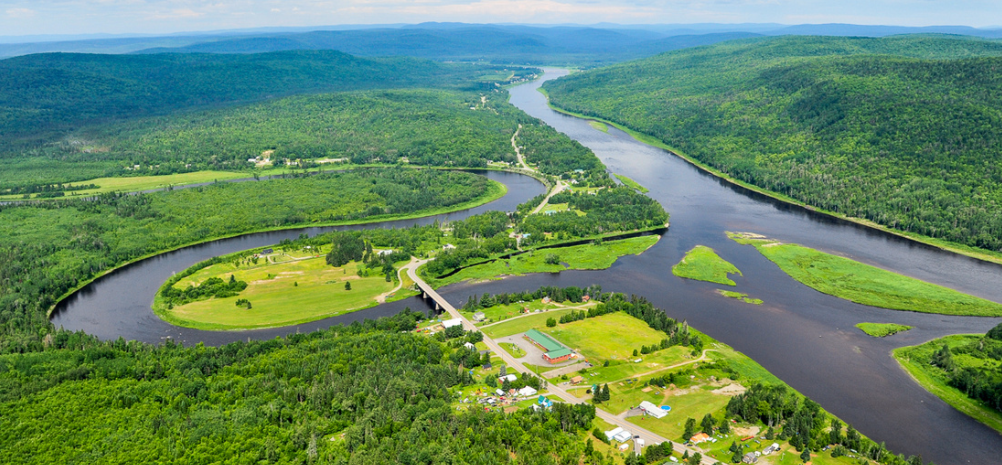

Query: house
[498,374,517,383]
[541,296,551,304]
[570,375,584,384]
[689,433,711,444]
[742,453,759,464]
[441,318,463,329]
[442,243,456,250]
[473,311,487,322]
[518,386,537,397]
[582,295,590,302]
[523,329,576,363]
[463,342,476,350]
[495,389,504,396]
[762,443,780,455]
[260,248,273,255]
[639,400,668,419]
[603,427,634,443]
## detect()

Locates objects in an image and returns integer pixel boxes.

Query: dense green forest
[0,51,531,151]
[0,169,495,352]
[0,308,609,464]
[544,35,1002,251]
[70,90,530,175]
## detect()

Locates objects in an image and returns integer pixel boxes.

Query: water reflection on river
[51,71,1002,464]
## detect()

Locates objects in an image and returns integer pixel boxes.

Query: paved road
[407,261,721,464]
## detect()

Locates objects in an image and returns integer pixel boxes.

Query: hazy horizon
[1,0,999,37]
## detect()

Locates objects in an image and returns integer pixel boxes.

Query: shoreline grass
[729,232,1002,316]
[894,336,1002,434]
[672,245,741,286]
[613,173,648,193]
[588,120,609,133]
[717,289,764,305]
[855,322,912,337]
[542,96,1002,267]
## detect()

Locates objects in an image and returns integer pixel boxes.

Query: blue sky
[1,0,999,36]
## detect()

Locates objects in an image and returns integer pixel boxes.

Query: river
[51,70,1002,464]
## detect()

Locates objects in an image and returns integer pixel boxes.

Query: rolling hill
[543,34,1002,252]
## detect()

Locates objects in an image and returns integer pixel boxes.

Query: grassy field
[0,170,249,199]
[729,232,1002,316]
[855,322,912,337]
[717,290,763,305]
[672,245,741,286]
[481,309,579,339]
[545,312,667,362]
[894,335,1002,434]
[427,235,659,287]
[460,299,572,326]
[158,251,395,330]
[613,173,648,193]
[500,342,527,358]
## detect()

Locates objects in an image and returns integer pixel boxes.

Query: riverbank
[894,335,1002,434]
[539,89,1002,268]
[47,175,507,318]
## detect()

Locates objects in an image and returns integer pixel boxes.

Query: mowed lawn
[731,233,1002,316]
[168,254,394,330]
[544,312,668,362]
[672,245,741,286]
[480,309,578,339]
[625,387,732,438]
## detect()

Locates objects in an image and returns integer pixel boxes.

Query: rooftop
[524,329,563,352]
[545,348,574,359]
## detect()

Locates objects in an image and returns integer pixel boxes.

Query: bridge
[405,259,719,464]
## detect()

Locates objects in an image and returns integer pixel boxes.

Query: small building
[639,400,668,419]
[495,389,504,396]
[518,386,537,397]
[582,295,590,302]
[742,453,759,464]
[473,311,487,322]
[634,438,645,453]
[442,243,456,250]
[463,342,476,351]
[543,348,574,363]
[260,248,273,255]
[541,296,551,304]
[441,318,463,329]
[690,433,711,444]
[498,374,517,384]
[570,375,584,384]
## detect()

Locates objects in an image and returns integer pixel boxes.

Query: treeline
[544,35,1002,252]
[926,322,1002,412]
[727,384,928,465]
[0,307,611,464]
[426,186,667,277]
[462,285,605,310]
[0,169,492,353]
[160,275,248,307]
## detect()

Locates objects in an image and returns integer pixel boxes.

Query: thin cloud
[6,8,37,18]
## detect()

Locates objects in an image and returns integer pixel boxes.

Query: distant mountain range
[1,23,998,63]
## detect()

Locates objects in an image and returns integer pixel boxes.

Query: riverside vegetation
[672,245,742,286]
[894,322,1002,434]
[543,35,1002,258]
[729,232,1002,316]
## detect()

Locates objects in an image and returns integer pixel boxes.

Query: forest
[543,35,1002,252]
[0,169,495,353]
[0,50,532,152]
[0,308,609,464]
[423,186,667,277]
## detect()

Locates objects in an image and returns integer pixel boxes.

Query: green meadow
[672,245,742,286]
[855,322,912,337]
[730,232,1002,316]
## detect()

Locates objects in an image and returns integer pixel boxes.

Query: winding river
[51,70,1002,464]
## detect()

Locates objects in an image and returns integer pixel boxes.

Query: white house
[498,374,517,383]
[604,427,633,443]
[518,386,537,397]
[441,318,463,329]
[639,400,668,419]
[463,342,476,350]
